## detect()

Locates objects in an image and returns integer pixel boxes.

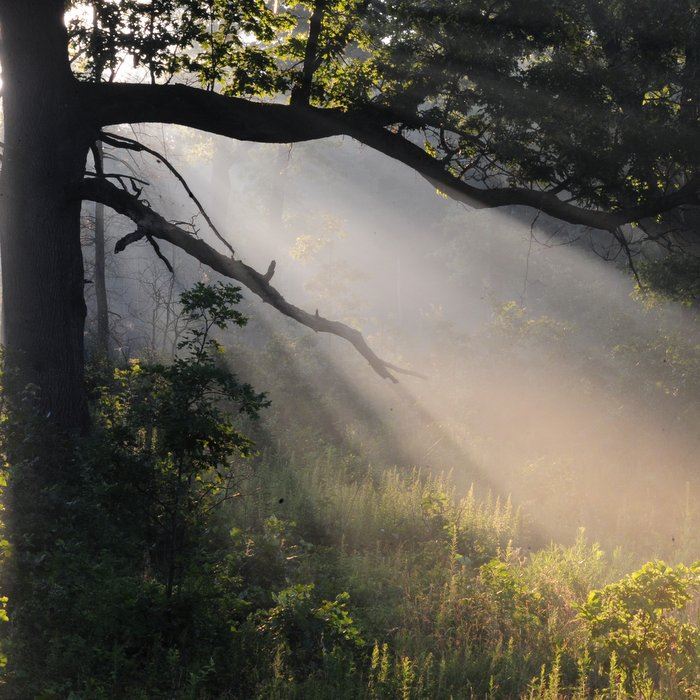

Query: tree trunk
[0,5,97,689]
[0,1,92,432]
[93,142,111,360]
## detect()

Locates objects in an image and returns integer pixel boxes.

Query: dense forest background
[0,1,698,697]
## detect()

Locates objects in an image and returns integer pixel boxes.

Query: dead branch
[100,130,235,258]
[81,177,424,382]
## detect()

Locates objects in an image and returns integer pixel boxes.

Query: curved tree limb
[80,177,425,382]
[338,122,700,232]
[100,130,236,258]
[89,82,354,142]
[86,81,699,232]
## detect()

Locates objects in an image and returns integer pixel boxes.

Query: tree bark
[93,142,111,360]
[0,1,93,432]
[0,4,96,689]
[92,82,699,233]
[290,0,325,106]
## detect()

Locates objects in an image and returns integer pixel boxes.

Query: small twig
[611,226,643,287]
[521,210,540,303]
[146,233,174,273]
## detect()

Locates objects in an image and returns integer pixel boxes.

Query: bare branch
[339,121,700,232]
[611,227,643,287]
[81,177,424,382]
[144,231,175,273]
[263,260,276,282]
[113,226,174,272]
[100,131,235,257]
[85,171,150,192]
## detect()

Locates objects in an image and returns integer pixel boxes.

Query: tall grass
[223,445,699,698]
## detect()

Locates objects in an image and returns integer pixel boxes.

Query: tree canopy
[71,0,698,231]
[54,0,698,381]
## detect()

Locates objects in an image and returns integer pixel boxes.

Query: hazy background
[83,125,700,561]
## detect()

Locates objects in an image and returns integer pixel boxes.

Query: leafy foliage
[0,284,276,695]
[6,2,700,692]
[68,0,698,229]
[98,282,268,600]
[256,583,364,678]
[580,560,700,693]
[2,340,699,695]
[70,0,289,91]
[364,0,698,212]
[635,253,700,306]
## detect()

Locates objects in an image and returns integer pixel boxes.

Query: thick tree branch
[86,82,699,231]
[89,82,353,142]
[80,177,423,382]
[338,123,700,232]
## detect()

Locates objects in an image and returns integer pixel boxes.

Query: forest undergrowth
[0,283,697,698]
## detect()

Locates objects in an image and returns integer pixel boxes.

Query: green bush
[580,560,700,696]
